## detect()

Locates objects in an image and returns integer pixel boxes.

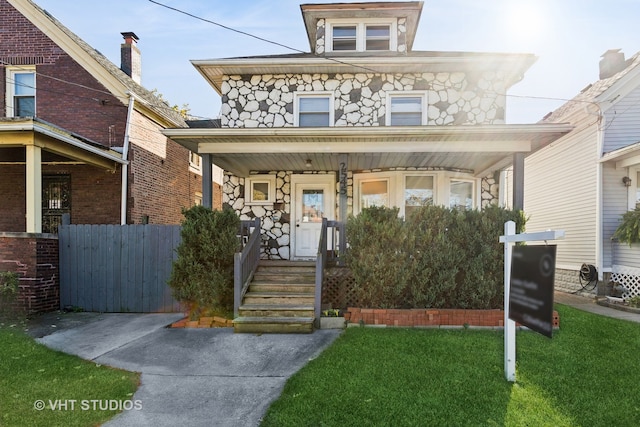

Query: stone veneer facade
[224,169,499,260]
[219,51,507,260]
[220,71,507,128]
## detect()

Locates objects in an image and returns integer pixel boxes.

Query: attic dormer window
[327,19,396,52]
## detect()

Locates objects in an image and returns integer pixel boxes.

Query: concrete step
[249,282,315,293]
[238,304,315,318]
[243,292,315,305]
[233,316,314,334]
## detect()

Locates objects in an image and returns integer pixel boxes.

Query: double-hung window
[449,180,474,210]
[404,175,434,217]
[327,20,396,52]
[295,93,333,127]
[387,93,426,126]
[6,67,36,117]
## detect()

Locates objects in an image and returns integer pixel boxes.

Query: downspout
[594,108,605,281]
[121,95,135,225]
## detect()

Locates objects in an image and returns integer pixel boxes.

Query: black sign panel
[509,245,556,338]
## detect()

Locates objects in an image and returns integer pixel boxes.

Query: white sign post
[499,221,564,382]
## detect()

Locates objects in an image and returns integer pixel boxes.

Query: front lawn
[262,304,640,426]
[0,325,139,427]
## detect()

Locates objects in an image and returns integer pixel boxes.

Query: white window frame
[403,173,437,217]
[5,66,36,118]
[386,91,428,126]
[245,174,276,205]
[294,92,334,127]
[326,18,397,53]
[449,178,476,210]
[189,152,201,173]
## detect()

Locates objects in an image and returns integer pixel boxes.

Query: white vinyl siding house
[524,121,600,270]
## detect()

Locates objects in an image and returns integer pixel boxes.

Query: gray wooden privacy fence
[58,224,183,313]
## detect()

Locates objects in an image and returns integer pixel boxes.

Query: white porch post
[25,144,42,233]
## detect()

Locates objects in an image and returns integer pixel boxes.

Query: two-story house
[165,1,572,261]
[523,49,640,299]
[0,0,220,313]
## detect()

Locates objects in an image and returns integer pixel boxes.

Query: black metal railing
[234,218,261,317]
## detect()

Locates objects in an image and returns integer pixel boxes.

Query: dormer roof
[300,1,423,53]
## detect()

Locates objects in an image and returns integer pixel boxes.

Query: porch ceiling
[164,124,573,177]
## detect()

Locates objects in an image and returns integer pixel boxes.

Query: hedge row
[345,205,526,309]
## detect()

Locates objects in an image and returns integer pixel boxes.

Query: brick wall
[0,0,221,230]
[346,307,560,329]
[0,233,59,314]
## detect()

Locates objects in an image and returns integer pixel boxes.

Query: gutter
[121,95,135,225]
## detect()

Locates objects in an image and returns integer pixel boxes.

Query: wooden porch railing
[234,218,261,317]
[315,219,346,326]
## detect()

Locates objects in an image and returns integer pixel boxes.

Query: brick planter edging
[171,316,233,328]
[346,308,560,329]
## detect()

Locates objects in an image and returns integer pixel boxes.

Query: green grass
[0,325,139,427]
[262,304,640,426]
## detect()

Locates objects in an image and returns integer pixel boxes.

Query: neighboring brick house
[165,1,572,261]
[0,0,222,234]
[0,0,220,313]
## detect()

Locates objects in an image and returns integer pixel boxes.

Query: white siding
[602,85,640,153]
[524,119,599,269]
[602,162,632,267]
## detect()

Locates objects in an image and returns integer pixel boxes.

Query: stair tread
[233,316,315,324]
[240,303,314,310]
[246,291,314,297]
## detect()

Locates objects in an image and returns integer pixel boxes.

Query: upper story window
[366,25,390,50]
[327,19,396,52]
[386,92,427,126]
[6,67,36,117]
[295,93,333,127]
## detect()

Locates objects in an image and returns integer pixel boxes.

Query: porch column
[338,153,348,222]
[25,144,42,233]
[512,152,525,210]
[202,153,213,209]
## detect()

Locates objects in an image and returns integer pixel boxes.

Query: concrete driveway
[34,313,341,427]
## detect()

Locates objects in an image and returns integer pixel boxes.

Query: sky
[34,0,640,124]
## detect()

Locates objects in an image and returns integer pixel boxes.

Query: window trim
[6,66,36,118]
[386,91,428,126]
[449,178,476,210]
[189,152,202,173]
[629,167,640,210]
[245,174,276,205]
[326,18,397,53]
[294,92,334,127]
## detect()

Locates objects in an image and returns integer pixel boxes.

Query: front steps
[233,261,316,333]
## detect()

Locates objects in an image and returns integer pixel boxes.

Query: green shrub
[168,206,240,316]
[345,205,527,309]
[612,207,640,246]
[346,206,410,308]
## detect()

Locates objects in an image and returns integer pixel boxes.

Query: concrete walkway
[34,313,341,427]
[554,291,640,323]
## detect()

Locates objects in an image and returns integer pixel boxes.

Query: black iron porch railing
[234,218,261,317]
[315,219,346,326]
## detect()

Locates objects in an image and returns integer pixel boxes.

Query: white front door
[292,175,335,259]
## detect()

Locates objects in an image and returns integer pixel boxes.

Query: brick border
[346,307,560,329]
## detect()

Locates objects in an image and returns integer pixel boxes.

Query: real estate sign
[508,245,556,338]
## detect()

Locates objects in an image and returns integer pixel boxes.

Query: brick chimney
[599,49,626,80]
[120,32,141,84]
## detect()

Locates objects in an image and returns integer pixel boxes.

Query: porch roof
[601,141,640,168]
[0,118,126,171]
[163,123,573,177]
